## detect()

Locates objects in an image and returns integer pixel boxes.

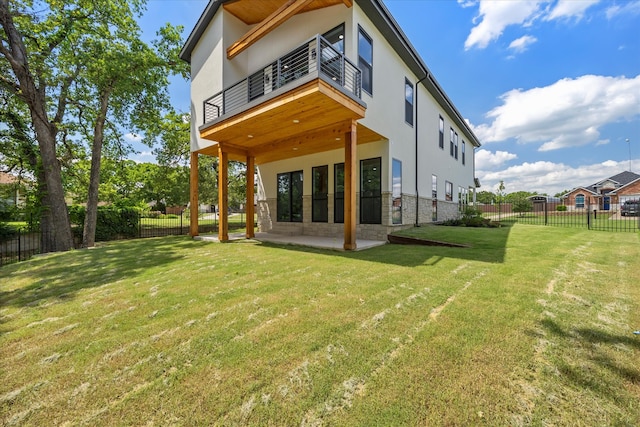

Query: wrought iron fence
[1,211,253,267]
[495,200,640,232]
[203,34,362,124]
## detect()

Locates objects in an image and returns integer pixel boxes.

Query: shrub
[556,205,567,212]
[0,222,18,240]
[69,206,140,241]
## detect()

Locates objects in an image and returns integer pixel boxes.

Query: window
[312,166,328,222]
[360,157,381,224]
[432,175,438,221]
[334,163,344,223]
[404,79,414,126]
[450,128,454,157]
[358,27,373,95]
[392,159,402,224]
[462,140,466,165]
[454,132,459,160]
[277,171,303,222]
[439,116,444,149]
[445,181,453,201]
[575,194,585,209]
[323,24,344,53]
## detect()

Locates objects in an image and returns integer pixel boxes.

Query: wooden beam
[343,120,357,250]
[190,152,199,237]
[227,0,314,59]
[246,155,255,238]
[218,147,229,242]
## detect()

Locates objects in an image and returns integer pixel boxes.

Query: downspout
[415,74,429,226]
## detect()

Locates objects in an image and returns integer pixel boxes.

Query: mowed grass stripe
[1,226,638,426]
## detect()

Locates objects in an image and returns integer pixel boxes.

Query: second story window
[439,116,444,149]
[450,128,454,157]
[405,79,414,126]
[462,140,466,165]
[358,27,373,95]
[454,132,459,160]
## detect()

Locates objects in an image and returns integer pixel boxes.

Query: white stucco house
[180,0,481,250]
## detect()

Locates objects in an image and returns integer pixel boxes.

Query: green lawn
[1,224,639,425]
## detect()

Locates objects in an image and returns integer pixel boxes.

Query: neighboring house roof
[561,187,598,198]
[0,172,18,185]
[610,176,640,195]
[561,172,640,198]
[179,0,481,149]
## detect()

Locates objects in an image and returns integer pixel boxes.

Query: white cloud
[476,149,518,169]
[476,158,635,195]
[606,0,640,19]
[472,74,640,150]
[124,133,143,143]
[545,0,600,21]
[464,0,546,50]
[508,35,537,53]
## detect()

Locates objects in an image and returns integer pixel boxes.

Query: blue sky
[136,0,640,196]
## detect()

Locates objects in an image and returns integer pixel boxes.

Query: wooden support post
[190,152,199,237]
[218,146,229,242]
[246,155,255,238]
[344,120,357,250]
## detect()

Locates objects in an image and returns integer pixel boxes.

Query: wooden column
[218,146,229,242]
[246,155,255,238]
[189,151,199,237]
[344,120,357,250]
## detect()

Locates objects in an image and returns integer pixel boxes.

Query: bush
[441,206,499,228]
[0,222,18,240]
[556,205,567,211]
[69,206,140,241]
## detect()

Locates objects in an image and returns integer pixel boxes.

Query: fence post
[181,211,183,235]
[18,227,22,262]
[544,201,548,225]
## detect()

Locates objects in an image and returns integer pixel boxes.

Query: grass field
[1,224,639,425]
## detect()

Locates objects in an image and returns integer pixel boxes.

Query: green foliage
[505,191,536,203]
[0,221,18,240]
[557,205,568,211]
[476,190,495,204]
[512,198,533,216]
[69,205,140,241]
[442,206,498,227]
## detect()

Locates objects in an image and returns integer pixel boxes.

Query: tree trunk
[1,1,74,252]
[82,90,111,248]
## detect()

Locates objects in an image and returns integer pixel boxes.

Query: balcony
[198,34,383,164]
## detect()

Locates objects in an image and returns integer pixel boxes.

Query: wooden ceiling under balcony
[198,79,385,165]
[223,0,353,25]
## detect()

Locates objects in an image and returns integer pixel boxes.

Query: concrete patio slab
[193,232,386,251]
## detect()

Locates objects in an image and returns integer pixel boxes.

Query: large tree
[1,0,186,249]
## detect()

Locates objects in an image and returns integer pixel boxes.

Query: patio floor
[193,232,387,251]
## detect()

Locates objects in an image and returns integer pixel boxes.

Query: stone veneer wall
[256,193,462,241]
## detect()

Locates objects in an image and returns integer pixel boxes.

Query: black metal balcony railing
[203,35,362,124]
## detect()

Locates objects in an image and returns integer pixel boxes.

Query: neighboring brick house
[0,171,25,208]
[180,0,482,249]
[562,171,640,211]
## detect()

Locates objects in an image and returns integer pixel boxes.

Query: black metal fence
[496,200,640,232]
[1,211,251,267]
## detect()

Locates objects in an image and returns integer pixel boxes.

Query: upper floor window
[358,27,373,95]
[450,128,454,157]
[404,79,414,126]
[462,140,466,165]
[454,132,459,160]
[439,116,444,149]
[323,24,344,53]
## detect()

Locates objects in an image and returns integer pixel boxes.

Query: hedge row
[69,206,140,241]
